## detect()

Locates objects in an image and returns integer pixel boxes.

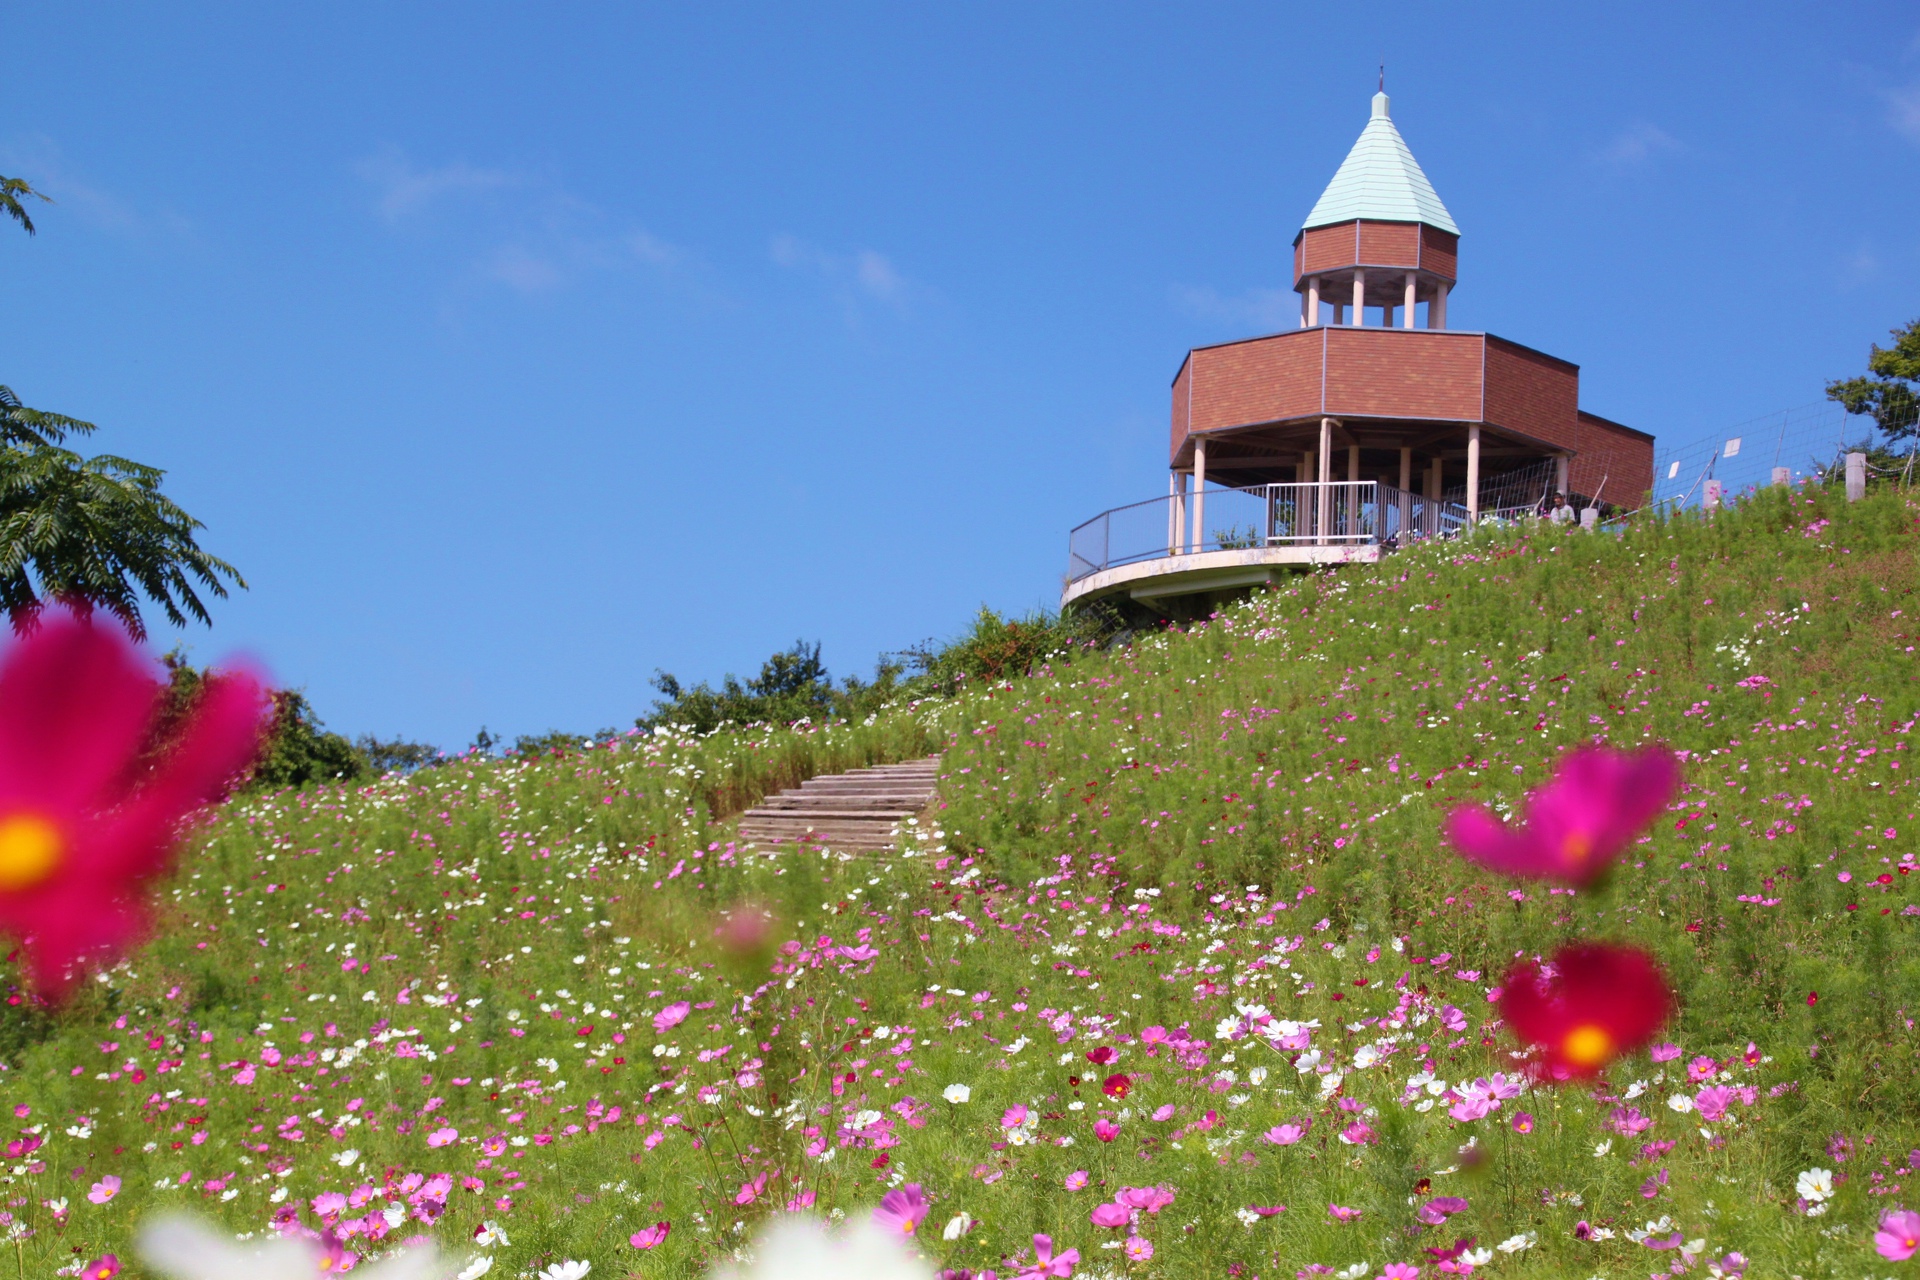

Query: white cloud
[355,147,514,221]
[355,147,696,298]
[771,234,914,307]
[1597,122,1682,167]
[1884,85,1920,144]
[1171,284,1299,331]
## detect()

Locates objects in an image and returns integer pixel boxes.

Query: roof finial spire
[1379,62,1385,93]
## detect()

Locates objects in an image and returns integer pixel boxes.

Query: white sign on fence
[1724,437,1742,457]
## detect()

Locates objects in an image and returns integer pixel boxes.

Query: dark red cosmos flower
[1445,746,1679,886]
[0,611,269,1000]
[1085,1046,1115,1065]
[1498,944,1672,1077]
[1101,1073,1132,1099]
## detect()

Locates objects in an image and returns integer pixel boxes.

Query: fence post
[1771,467,1790,488]
[1846,452,1867,502]
[1703,479,1723,513]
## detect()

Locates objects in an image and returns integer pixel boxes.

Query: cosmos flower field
[4,482,1920,1280]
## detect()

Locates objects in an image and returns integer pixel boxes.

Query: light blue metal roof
[1301,92,1458,236]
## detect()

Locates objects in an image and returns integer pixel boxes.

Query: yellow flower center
[0,814,62,891]
[1562,1024,1615,1068]
[1562,830,1595,864]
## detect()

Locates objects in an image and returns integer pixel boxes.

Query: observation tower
[1063,89,1653,612]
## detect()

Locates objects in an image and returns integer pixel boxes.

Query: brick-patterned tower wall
[1170,357,1192,462]
[1570,413,1654,506]
[1482,338,1580,447]
[1322,329,1482,420]
[1291,221,1460,286]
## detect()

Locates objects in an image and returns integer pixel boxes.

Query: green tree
[642,639,836,732]
[0,175,50,236]
[1,176,245,639]
[1827,318,1920,440]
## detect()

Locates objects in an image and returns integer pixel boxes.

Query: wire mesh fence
[1648,401,1914,512]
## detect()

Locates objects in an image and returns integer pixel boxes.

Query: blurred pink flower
[81,1255,119,1280]
[1382,1265,1419,1280]
[1328,1204,1362,1222]
[653,1002,690,1033]
[1263,1120,1309,1145]
[1019,1233,1079,1279]
[873,1184,929,1237]
[1093,1120,1120,1143]
[426,1127,458,1147]
[1063,1171,1089,1191]
[1151,1104,1176,1122]
[87,1175,120,1205]
[1443,745,1678,885]
[1877,1210,1920,1261]
[1123,1237,1153,1262]
[1090,1203,1130,1229]
[0,611,269,999]
[1694,1086,1736,1123]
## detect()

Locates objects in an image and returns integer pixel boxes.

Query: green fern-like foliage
[0,386,244,640]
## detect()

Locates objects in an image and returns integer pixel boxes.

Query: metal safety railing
[1067,481,1472,583]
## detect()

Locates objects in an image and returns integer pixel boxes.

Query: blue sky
[5,4,1918,748]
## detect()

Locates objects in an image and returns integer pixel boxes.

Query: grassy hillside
[3,482,1918,1280]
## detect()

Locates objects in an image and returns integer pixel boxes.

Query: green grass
[3,482,1919,1280]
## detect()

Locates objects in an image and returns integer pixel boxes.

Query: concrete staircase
[735,756,942,853]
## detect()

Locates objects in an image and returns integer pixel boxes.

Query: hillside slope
[2,483,1918,1280]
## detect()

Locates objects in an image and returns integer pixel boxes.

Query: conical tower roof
[1301,92,1458,235]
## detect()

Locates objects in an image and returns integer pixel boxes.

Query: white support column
[1771,466,1791,488]
[1846,452,1867,502]
[1172,471,1188,554]
[1554,455,1570,498]
[1300,288,1309,328]
[1317,418,1334,545]
[1466,425,1482,524]
[1191,436,1208,552]
[1431,282,1449,330]
[1429,457,1442,534]
[1306,276,1321,327]
[1167,471,1181,555]
[1300,453,1313,485]
[1398,446,1413,540]
[1403,273,1417,328]
[1351,271,1366,326]
[1346,444,1360,537]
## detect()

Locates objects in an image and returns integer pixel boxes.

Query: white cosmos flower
[1334,1264,1369,1280]
[1459,1249,1493,1266]
[457,1260,493,1280]
[710,1216,933,1280]
[1796,1168,1834,1202]
[1666,1094,1695,1114]
[539,1264,590,1280]
[1593,1140,1613,1158]
[141,1216,444,1280]
[942,1084,971,1104]
[941,1213,974,1241]
[332,1149,361,1168]
[1495,1232,1536,1254]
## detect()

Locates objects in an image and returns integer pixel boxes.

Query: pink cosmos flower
[1019,1234,1079,1279]
[1116,1185,1176,1214]
[1608,1106,1652,1136]
[0,611,269,999]
[1511,1112,1534,1134]
[1001,1105,1030,1130]
[87,1175,120,1205]
[81,1255,119,1280]
[1138,1026,1169,1047]
[1328,1204,1362,1222]
[653,1002,690,1033]
[873,1184,929,1237]
[312,1192,349,1220]
[1064,1171,1089,1191]
[1124,1237,1153,1262]
[1443,745,1678,885]
[1686,1055,1718,1083]
[1151,1104,1176,1122]
[1499,943,1672,1077]
[1649,1042,1681,1061]
[1415,1197,1468,1226]
[1263,1120,1309,1145]
[426,1127,458,1147]
[1382,1265,1419,1280]
[1101,1073,1132,1099]
[629,1222,670,1250]
[1878,1210,1920,1261]
[1694,1086,1736,1123]
[734,1174,767,1207]
[1093,1120,1120,1143]
[1090,1203,1130,1229]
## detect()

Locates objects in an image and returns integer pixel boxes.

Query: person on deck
[1546,493,1575,526]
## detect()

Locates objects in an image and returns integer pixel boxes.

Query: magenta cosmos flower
[1444,745,1679,885]
[0,612,268,999]
[1019,1234,1079,1279]
[629,1222,670,1250]
[1500,944,1672,1077]
[1878,1210,1920,1261]
[872,1184,929,1237]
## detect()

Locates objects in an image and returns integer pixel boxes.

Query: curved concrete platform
[1062,543,1381,609]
